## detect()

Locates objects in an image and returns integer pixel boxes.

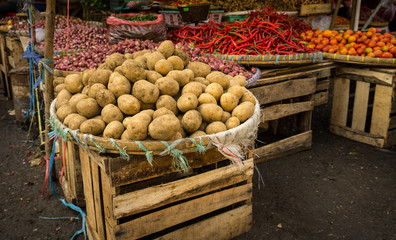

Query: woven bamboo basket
[323,52,396,67]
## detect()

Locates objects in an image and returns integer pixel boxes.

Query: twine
[70,130,84,149]
[89,134,106,153]
[110,138,130,161]
[160,141,189,173]
[135,141,154,165]
[189,137,206,154]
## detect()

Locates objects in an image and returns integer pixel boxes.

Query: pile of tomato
[300,28,396,58]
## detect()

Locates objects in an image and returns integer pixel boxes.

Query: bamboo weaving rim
[323,52,396,67]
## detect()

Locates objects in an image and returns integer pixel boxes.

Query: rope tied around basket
[110,138,130,161]
[70,130,84,149]
[89,134,106,153]
[135,141,154,166]
[188,137,206,154]
[160,141,189,173]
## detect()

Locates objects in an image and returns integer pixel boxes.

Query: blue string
[269,55,273,61]
[238,55,244,63]
[58,199,87,240]
[282,55,287,61]
[275,55,280,65]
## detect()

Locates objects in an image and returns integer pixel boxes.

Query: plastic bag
[107,13,167,44]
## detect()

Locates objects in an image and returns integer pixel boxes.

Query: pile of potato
[53,41,256,141]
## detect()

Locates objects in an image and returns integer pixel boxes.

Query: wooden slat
[374,68,396,74]
[385,129,396,147]
[315,69,332,79]
[250,78,316,105]
[108,148,225,188]
[336,67,393,86]
[60,178,75,204]
[254,131,312,163]
[115,183,252,239]
[90,160,106,239]
[300,3,332,16]
[314,91,328,106]
[67,141,77,198]
[86,218,102,240]
[79,149,97,233]
[389,116,396,130]
[331,77,350,127]
[370,85,393,137]
[261,101,314,121]
[392,101,396,114]
[155,204,252,240]
[113,159,254,219]
[316,79,330,91]
[351,81,370,131]
[101,167,117,240]
[330,124,385,148]
[299,95,313,132]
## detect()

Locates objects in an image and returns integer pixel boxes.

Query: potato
[157,40,175,58]
[80,119,106,136]
[105,53,126,70]
[88,83,106,99]
[194,77,210,86]
[134,56,148,70]
[101,104,124,124]
[140,109,155,119]
[167,56,184,70]
[55,83,66,93]
[182,110,202,133]
[177,93,198,112]
[232,101,255,123]
[206,71,229,90]
[117,94,140,115]
[69,93,88,112]
[103,121,124,139]
[186,62,211,78]
[167,70,189,87]
[132,49,151,59]
[155,59,173,76]
[181,82,202,97]
[98,62,111,70]
[148,114,180,140]
[205,83,224,101]
[155,77,179,96]
[190,130,206,138]
[140,102,155,110]
[197,104,224,122]
[241,91,256,105]
[56,89,72,109]
[183,69,194,82]
[67,114,87,130]
[225,117,240,129]
[64,113,78,126]
[122,116,133,128]
[220,93,239,112]
[221,111,231,123]
[226,75,233,81]
[178,126,187,138]
[170,132,183,140]
[121,130,130,140]
[126,113,152,140]
[198,122,208,131]
[198,93,217,105]
[96,89,116,108]
[53,77,65,88]
[232,75,246,86]
[229,79,240,87]
[56,104,74,122]
[121,59,146,83]
[227,85,244,99]
[108,72,131,98]
[125,53,134,60]
[76,98,101,118]
[88,69,112,86]
[114,66,124,74]
[132,80,160,104]
[153,107,174,119]
[200,83,207,92]
[92,115,103,121]
[206,121,227,134]
[81,69,94,86]
[146,52,165,70]
[81,85,90,95]
[64,74,83,93]
[146,70,163,84]
[173,49,189,66]
[156,95,178,114]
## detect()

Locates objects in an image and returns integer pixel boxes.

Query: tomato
[389,46,396,55]
[377,41,386,47]
[330,38,338,46]
[364,47,373,54]
[380,52,393,58]
[340,48,348,55]
[323,30,332,38]
[357,37,365,43]
[348,48,357,55]
[368,27,376,33]
[321,38,329,45]
[348,35,356,43]
[315,44,324,50]
[357,48,365,55]
[382,46,389,52]
[374,49,382,57]
[368,40,377,48]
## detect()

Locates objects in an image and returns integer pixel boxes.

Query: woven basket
[323,52,396,67]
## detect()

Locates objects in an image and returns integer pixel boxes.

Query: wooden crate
[0,34,10,99]
[312,68,332,106]
[55,139,85,207]
[80,147,253,240]
[249,77,316,162]
[299,3,332,16]
[5,36,28,69]
[9,67,30,122]
[330,67,396,148]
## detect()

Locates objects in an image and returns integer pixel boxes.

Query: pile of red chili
[168,8,316,55]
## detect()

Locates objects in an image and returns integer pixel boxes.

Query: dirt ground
[0,98,395,240]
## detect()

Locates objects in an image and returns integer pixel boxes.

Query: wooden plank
[389,116,396,130]
[316,79,330,91]
[261,101,314,121]
[254,131,312,163]
[314,91,328,106]
[370,85,393,137]
[115,183,252,239]
[108,148,225,188]
[331,77,350,127]
[113,159,254,219]
[90,160,106,239]
[300,3,332,16]
[60,178,75,204]
[155,203,252,240]
[330,124,385,148]
[250,78,316,105]
[0,35,10,98]
[351,81,370,131]
[374,68,396,74]
[315,69,332,79]
[101,168,117,240]
[86,218,102,240]
[336,67,393,86]
[385,129,396,147]
[79,149,97,233]
[392,101,396,114]
[67,141,77,198]
[299,95,313,132]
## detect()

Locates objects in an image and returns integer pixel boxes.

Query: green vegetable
[117,14,157,22]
